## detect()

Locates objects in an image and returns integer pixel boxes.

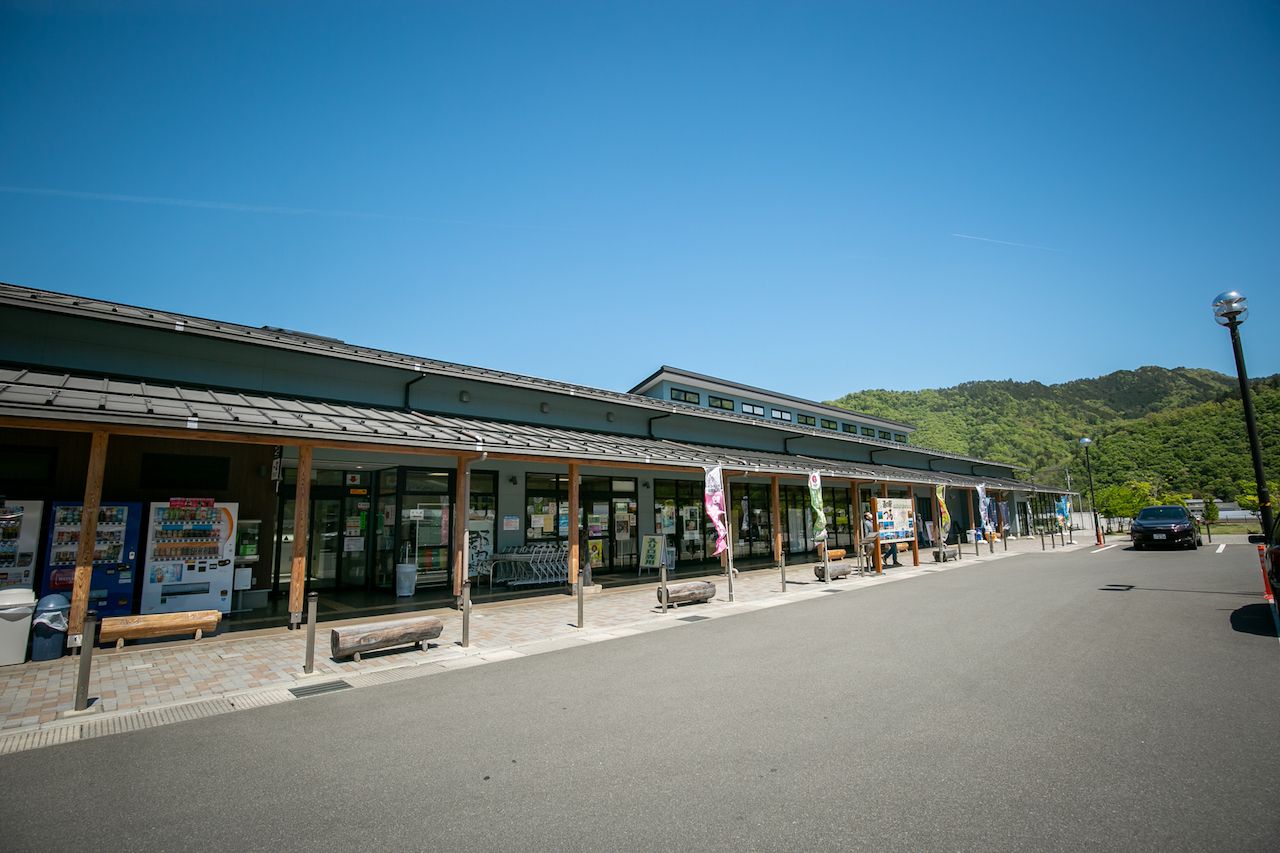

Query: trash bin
[0,588,38,666]
[395,563,418,597]
[31,593,71,662]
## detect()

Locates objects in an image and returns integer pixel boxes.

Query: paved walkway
[0,535,1112,753]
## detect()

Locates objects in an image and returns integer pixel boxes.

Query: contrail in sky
[952,233,1068,252]
[0,185,564,229]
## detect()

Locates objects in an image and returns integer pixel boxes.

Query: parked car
[1130,505,1202,550]
[1249,517,1279,591]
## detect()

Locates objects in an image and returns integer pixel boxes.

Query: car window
[1136,506,1189,520]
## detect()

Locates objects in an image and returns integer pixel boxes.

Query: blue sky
[2,1,1277,401]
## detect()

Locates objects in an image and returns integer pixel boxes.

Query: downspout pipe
[404,372,428,410]
[648,412,672,439]
[783,434,804,454]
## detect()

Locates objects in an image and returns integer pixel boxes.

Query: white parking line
[1091,544,1120,554]
[1216,544,1226,554]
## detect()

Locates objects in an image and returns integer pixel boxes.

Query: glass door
[309,498,342,589]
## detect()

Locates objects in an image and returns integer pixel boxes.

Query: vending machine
[140,499,238,615]
[0,500,45,592]
[42,502,143,618]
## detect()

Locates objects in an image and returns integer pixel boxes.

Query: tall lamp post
[1079,437,1102,545]
[1212,291,1274,542]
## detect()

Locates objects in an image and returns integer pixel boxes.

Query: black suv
[1249,517,1279,591]
[1130,505,1203,550]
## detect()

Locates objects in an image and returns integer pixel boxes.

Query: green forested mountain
[828,367,1280,500]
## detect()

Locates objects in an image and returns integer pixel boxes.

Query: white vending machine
[140,499,238,614]
[0,500,44,592]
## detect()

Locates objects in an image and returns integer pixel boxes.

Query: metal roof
[0,282,1025,472]
[0,366,1060,494]
[628,365,918,432]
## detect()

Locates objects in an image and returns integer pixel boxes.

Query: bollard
[660,561,669,614]
[576,579,584,629]
[824,547,831,584]
[74,611,98,712]
[462,583,471,647]
[304,592,318,674]
[780,552,786,591]
[974,531,980,557]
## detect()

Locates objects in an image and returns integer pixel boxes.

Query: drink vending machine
[0,500,44,591]
[42,502,143,618]
[140,499,238,615]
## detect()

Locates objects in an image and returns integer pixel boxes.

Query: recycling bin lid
[36,593,71,611]
[0,588,37,607]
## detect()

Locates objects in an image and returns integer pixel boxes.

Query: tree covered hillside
[828,367,1278,500]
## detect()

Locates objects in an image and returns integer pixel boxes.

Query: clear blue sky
[2,1,1277,401]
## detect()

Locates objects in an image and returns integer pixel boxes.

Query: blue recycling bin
[31,594,70,661]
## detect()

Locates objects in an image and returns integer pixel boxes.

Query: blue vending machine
[42,502,143,618]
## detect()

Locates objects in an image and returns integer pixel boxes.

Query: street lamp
[1213,291,1274,543]
[1079,437,1102,545]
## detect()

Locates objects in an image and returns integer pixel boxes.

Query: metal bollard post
[462,583,471,648]
[576,579,584,629]
[779,552,786,591]
[303,592,318,674]
[74,611,98,712]
[660,561,669,614]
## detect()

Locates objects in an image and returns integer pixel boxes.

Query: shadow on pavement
[1230,603,1279,638]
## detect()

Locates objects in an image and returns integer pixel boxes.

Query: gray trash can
[395,563,417,597]
[0,588,38,666]
[31,593,70,661]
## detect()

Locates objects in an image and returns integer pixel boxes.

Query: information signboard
[640,535,664,569]
[877,498,916,543]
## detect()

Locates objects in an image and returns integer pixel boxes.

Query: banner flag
[703,466,729,556]
[1056,496,1071,528]
[808,471,827,542]
[936,485,951,539]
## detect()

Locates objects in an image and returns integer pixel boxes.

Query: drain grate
[678,615,710,622]
[289,680,353,699]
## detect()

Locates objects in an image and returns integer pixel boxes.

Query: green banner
[808,471,827,542]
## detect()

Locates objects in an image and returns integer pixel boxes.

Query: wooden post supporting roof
[452,455,472,597]
[288,445,312,623]
[903,483,921,567]
[68,429,109,642]
[770,476,781,566]
[871,492,883,574]
[568,462,580,586]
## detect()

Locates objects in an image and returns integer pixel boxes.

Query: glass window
[861,426,876,437]
[771,409,792,421]
[611,479,636,492]
[405,470,450,493]
[379,469,398,495]
[797,414,816,426]
[313,469,343,486]
[821,419,837,430]
[670,388,700,404]
[709,395,733,410]
[894,434,908,444]
[879,430,892,441]
[843,424,857,434]
[742,403,765,416]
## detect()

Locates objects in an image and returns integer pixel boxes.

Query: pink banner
[703,465,729,556]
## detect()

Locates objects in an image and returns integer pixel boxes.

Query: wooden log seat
[814,562,853,581]
[99,610,222,649]
[932,547,959,562]
[330,616,444,662]
[659,581,716,606]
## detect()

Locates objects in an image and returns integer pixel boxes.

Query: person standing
[863,510,901,568]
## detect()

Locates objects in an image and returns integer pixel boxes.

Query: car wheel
[1133,541,1143,551]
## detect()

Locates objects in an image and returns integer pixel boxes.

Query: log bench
[99,611,222,649]
[330,615,443,662]
[658,580,716,606]
[814,561,852,581]
[932,547,959,562]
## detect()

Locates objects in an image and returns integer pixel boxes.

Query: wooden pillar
[770,475,782,566]
[568,462,580,585]
[452,455,471,597]
[905,483,920,567]
[68,430,109,641]
[870,492,883,574]
[288,445,313,622]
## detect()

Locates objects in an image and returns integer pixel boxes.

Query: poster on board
[876,497,916,543]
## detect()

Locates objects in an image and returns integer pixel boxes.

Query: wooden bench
[814,562,852,580]
[330,615,443,662]
[658,581,716,606]
[99,610,222,649]
[932,547,959,562]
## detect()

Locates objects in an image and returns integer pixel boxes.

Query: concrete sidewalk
[0,536,1093,753]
